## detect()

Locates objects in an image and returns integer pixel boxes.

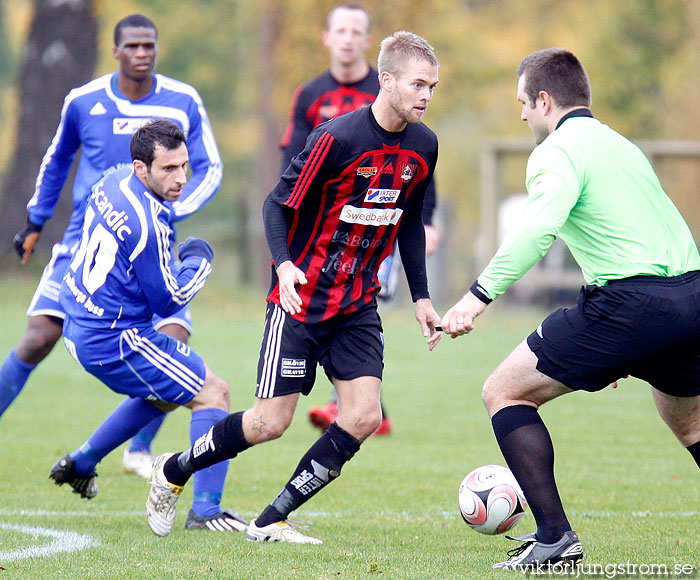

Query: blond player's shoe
[146,453,183,537]
[246,518,322,544]
[123,448,155,479]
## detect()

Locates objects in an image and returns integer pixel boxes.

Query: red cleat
[373,416,392,436]
[308,401,338,432]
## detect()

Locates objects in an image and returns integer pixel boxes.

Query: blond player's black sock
[256,422,360,527]
[164,411,250,486]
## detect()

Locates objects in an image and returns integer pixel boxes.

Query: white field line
[2,508,698,519]
[0,523,100,563]
[1,509,696,563]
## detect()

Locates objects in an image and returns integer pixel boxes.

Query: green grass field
[0,273,697,579]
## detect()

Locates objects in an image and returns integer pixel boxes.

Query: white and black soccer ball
[458,464,527,535]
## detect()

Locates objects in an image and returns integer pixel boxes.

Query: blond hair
[377,31,438,77]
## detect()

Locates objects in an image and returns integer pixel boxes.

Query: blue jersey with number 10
[59,167,212,332]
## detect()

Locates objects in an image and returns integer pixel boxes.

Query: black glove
[177,237,214,262]
[13,218,43,265]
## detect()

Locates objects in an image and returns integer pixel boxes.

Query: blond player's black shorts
[255,301,384,398]
[526,271,700,397]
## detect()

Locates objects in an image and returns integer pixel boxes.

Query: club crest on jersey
[113,118,151,135]
[400,164,417,182]
[357,166,378,178]
[364,189,401,204]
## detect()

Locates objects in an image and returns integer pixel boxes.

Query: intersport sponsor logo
[364,189,401,204]
[339,205,403,226]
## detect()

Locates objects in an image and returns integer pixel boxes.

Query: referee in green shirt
[440,48,700,570]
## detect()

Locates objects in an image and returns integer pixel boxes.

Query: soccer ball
[458,464,527,535]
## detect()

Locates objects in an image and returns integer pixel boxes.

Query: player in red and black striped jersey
[267,104,435,322]
[149,32,443,544]
[279,4,379,173]
[281,4,440,434]
[280,69,380,173]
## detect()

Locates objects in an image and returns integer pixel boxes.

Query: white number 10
[69,205,119,294]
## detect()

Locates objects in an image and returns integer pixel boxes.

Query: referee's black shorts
[526,270,700,397]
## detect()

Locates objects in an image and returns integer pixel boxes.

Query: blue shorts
[62,318,205,405]
[256,302,384,398]
[527,271,700,397]
[27,242,192,333]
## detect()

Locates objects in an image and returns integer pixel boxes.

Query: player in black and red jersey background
[146,31,442,544]
[281,4,440,434]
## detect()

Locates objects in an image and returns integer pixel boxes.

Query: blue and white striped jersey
[59,167,212,331]
[27,72,222,248]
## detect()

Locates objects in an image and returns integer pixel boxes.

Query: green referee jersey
[478,113,700,300]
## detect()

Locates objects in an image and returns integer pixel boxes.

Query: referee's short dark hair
[518,48,591,109]
[130,120,186,168]
[114,14,158,46]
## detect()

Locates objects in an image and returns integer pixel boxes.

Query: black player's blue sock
[491,405,572,544]
[255,422,360,527]
[687,440,700,468]
[164,411,250,486]
[0,349,35,417]
[128,414,167,453]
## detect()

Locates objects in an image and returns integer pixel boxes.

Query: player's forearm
[398,214,429,301]
[263,196,291,266]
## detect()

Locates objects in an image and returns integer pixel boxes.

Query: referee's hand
[440,291,488,338]
[276,260,307,315]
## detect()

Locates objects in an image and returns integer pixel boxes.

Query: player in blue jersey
[441,48,700,569]
[0,14,222,484]
[282,4,441,435]
[143,31,442,544]
[50,120,246,534]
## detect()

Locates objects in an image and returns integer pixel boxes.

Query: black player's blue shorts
[256,301,384,398]
[526,270,700,397]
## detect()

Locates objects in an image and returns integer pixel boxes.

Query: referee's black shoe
[493,530,584,570]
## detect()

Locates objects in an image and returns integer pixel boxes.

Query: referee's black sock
[491,405,572,544]
[687,440,700,468]
[255,422,361,527]
[164,411,251,486]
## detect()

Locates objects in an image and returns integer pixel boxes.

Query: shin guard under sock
[256,422,361,527]
[164,411,250,486]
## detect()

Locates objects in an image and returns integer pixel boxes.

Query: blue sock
[128,414,168,453]
[71,398,165,476]
[190,408,229,518]
[0,350,36,417]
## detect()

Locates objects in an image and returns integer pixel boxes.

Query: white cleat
[246,518,323,544]
[146,453,183,537]
[123,448,155,479]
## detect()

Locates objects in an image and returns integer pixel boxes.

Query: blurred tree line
[1,0,699,298]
